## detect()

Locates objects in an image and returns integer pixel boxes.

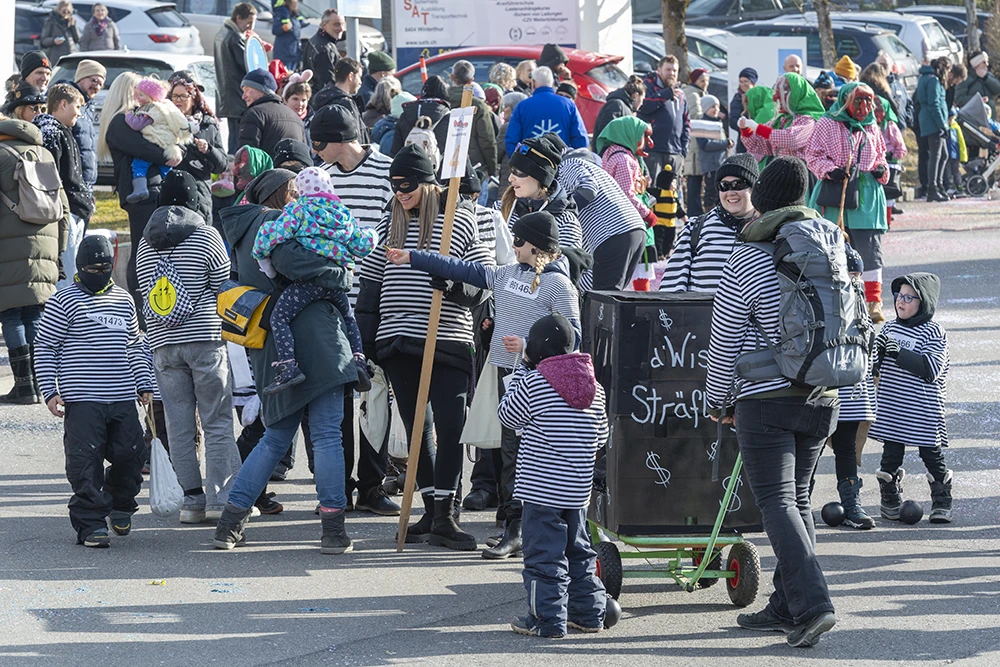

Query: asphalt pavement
[1,198,998,666]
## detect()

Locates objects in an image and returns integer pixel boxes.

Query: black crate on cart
[584,291,762,536]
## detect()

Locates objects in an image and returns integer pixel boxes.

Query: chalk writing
[720,474,744,513]
[646,452,671,487]
[659,309,673,332]
[630,385,708,429]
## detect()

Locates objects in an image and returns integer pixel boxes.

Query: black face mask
[77,268,113,295]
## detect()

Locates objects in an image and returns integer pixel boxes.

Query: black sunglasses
[718,179,750,192]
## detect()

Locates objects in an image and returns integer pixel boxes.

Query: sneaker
[255,496,284,515]
[786,612,836,648]
[205,507,224,521]
[263,360,306,396]
[180,508,207,524]
[510,616,565,639]
[82,529,111,548]
[355,488,401,516]
[110,512,132,537]
[736,607,793,633]
[567,620,603,633]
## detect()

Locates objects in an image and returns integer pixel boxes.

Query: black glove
[884,337,901,359]
[886,151,895,162]
[429,275,449,293]
[871,164,887,180]
[827,167,849,182]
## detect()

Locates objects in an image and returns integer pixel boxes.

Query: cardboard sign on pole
[439,106,475,181]
[396,84,476,552]
[245,36,268,73]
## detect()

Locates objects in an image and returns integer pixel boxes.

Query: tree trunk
[814,0,838,70]
[661,0,689,79]
[966,0,981,53]
[985,1,1000,78]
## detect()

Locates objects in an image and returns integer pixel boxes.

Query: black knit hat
[526,314,574,366]
[508,135,562,189]
[245,168,297,206]
[715,152,759,189]
[390,144,437,183]
[421,75,449,101]
[458,162,485,195]
[76,234,114,268]
[512,211,560,253]
[311,104,358,143]
[6,83,46,112]
[539,44,569,69]
[158,170,200,212]
[750,156,809,214]
[20,51,51,80]
[273,138,313,170]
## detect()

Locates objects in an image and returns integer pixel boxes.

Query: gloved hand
[827,167,849,182]
[883,337,902,359]
[871,164,887,180]
[429,275,450,293]
[241,394,261,427]
[643,208,658,228]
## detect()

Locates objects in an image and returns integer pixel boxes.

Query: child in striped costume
[869,273,952,523]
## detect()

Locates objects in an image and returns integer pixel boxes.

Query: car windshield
[585,63,629,89]
[687,0,728,18]
[872,34,913,60]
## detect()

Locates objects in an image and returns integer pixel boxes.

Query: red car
[395,46,629,132]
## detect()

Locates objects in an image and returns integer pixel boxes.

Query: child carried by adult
[125,77,194,203]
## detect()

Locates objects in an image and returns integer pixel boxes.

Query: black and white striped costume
[556,153,645,254]
[34,283,155,403]
[659,207,742,293]
[837,285,877,422]
[506,183,583,249]
[869,320,950,448]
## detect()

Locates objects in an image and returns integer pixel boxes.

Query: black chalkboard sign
[584,291,763,536]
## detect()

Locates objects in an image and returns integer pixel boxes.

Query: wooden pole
[836,139,854,232]
[396,85,474,552]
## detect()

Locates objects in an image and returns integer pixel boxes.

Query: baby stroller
[955,96,1000,196]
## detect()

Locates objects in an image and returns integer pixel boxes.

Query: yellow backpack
[217,280,272,349]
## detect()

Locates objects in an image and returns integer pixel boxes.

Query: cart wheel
[692,551,723,589]
[726,542,760,607]
[967,174,989,197]
[594,541,623,600]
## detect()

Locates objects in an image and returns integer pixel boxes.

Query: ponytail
[531,250,559,293]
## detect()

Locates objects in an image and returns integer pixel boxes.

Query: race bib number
[87,313,128,331]
[504,276,537,300]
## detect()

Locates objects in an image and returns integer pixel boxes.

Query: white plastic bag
[387,403,410,460]
[460,363,502,449]
[147,407,184,516]
[359,365,391,451]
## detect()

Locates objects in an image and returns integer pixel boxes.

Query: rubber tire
[726,541,761,608]
[693,551,723,589]
[594,541,623,600]
[966,174,989,197]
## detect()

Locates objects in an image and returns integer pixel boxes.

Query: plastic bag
[147,407,183,516]
[387,403,409,460]
[460,363,502,449]
[359,365,391,451]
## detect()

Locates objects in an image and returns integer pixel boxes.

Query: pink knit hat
[136,78,166,103]
[295,166,335,197]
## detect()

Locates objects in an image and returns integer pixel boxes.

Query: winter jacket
[71,85,99,187]
[591,88,633,151]
[238,93,307,159]
[221,202,356,425]
[887,72,913,130]
[504,87,588,155]
[0,120,70,312]
[32,114,93,222]
[80,17,121,51]
[947,118,967,162]
[506,181,583,249]
[270,0,303,70]
[390,97,450,157]
[954,70,1000,118]
[177,113,228,222]
[358,73,379,109]
[372,115,397,155]
[917,66,948,137]
[252,194,377,266]
[301,31,340,94]
[729,90,746,153]
[214,19,249,119]
[41,12,80,62]
[638,72,690,157]
[311,84,369,143]
[448,86,498,176]
[127,101,194,163]
[696,133,731,174]
[104,112,171,207]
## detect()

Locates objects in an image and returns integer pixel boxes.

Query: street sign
[245,36,268,73]
[338,0,381,18]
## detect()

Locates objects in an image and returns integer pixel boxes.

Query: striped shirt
[869,320,949,448]
[659,208,741,293]
[358,207,494,345]
[135,225,231,350]
[557,154,645,253]
[499,360,608,509]
[34,283,155,403]
[838,282,877,422]
[705,243,792,409]
[474,203,499,253]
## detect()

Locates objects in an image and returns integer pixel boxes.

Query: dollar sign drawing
[707,439,719,461]
[720,475,744,513]
[598,303,605,321]
[646,451,671,488]
[659,309,673,331]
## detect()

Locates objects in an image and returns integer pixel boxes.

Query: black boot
[875,468,904,521]
[320,509,353,554]
[837,477,874,530]
[212,503,252,550]
[1,345,41,405]
[928,470,953,523]
[482,518,521,559]
[398,493,435,544]
[429,495,478,551]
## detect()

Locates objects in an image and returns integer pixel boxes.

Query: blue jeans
[1,305,43,350]
[735,396,838,625]
[227,385,347,510]
[131,158,171,181]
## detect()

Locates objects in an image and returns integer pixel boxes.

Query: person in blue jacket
[917,58,950,202]
[271,0,305,71]
[505,66,588,156]
[637,54,690,180]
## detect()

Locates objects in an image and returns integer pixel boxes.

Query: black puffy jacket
[591,87,633,151]
[238,94,307,159]
[177,113,228,222]
[104,113,170,207]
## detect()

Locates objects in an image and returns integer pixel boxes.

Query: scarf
[595,115,651,175]
[877,96,898,129]
[715,204,755,233]
[825,82,876,132]
[91,16,108,36]
[745,86,775,125]
[773,73,825,129]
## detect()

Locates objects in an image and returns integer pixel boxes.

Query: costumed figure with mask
[740,73,824,171]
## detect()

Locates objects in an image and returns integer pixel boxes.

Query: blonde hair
[531,249,559,292]
[388,183,442,250]
[98,71,141,161]
[490,62,516,91]
[516,60,536,82]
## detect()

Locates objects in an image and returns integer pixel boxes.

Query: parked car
[396,46,629,132]
[897,5,991,49]
[50,50,217,184]
[176,0,385,63]
[33,0,203,55]
[15,2,50,62]
[632,30,729,113]
[633,24,735,69]
[681,0,860,28]
[804,11,962,66]
[730,19,921,92]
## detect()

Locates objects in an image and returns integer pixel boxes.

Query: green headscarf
[825,82,876,131]
[878,96,898,128]
[745,86,775,125]
[596,116,651,160]
[241,145,273,180]
[773,72,825,129]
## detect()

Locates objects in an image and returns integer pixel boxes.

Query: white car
[34,0,203,55]
[50,50,218,184]
[805,11,963,66]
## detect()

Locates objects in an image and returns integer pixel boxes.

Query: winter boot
[126,176,150,204]
[429,495,478,551]
[875,468,904,521]
[212,503,252,550]
[928,470,953,523]
[482,518,521,559]
[1,345,42,405]
[397,493,435,544]
[837,477,875,530]
[320,508,353,554]
[263,360,306,395]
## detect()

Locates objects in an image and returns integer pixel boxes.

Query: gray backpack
[736,218,870,389]
[0,143,64,225]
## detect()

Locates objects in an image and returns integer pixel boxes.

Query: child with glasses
[124,78,195,203]
[252,166,376,394]
[869,273,953,523]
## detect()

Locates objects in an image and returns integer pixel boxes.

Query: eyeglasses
[893,293,920,304]
[718,179,750,192]
[391,178,420,193]
[514,143,555,169]
[170,93,192,101]
[512,237,526,247]
[24,104,44,113]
